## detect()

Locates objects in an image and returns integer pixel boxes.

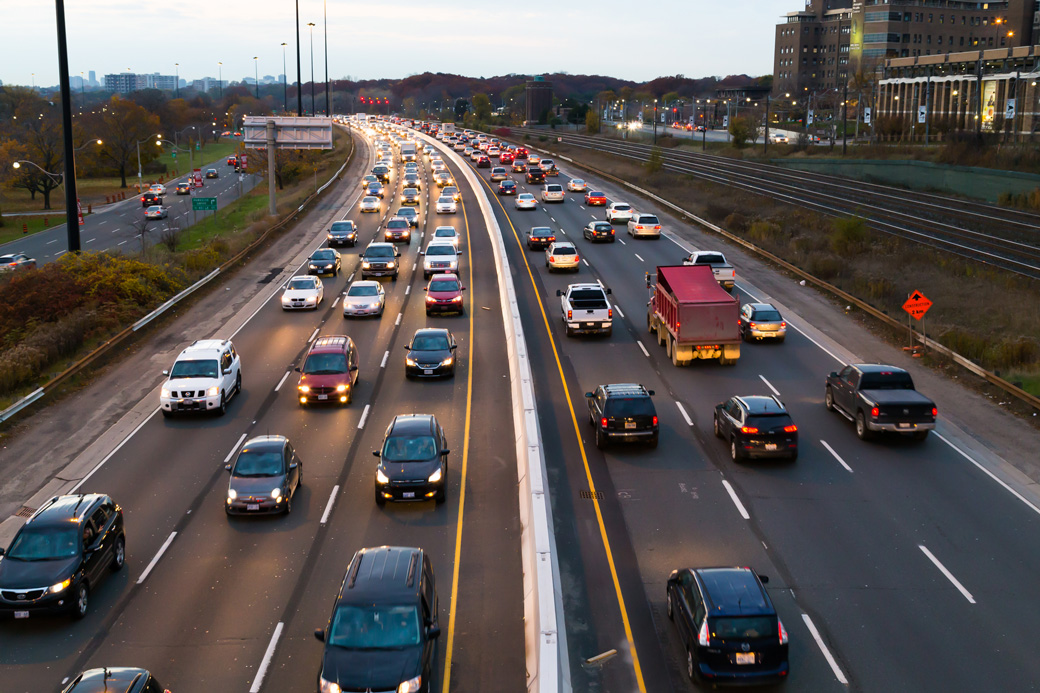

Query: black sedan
[307,248,342,275]
[497,180,517,195]
[374,414,449,505]
[225,435,302,515]
[405,328,457,378]
[583,221,616,243]
[526,227,556,250]
[713,395,798,461]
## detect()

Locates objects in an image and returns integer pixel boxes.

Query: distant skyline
[6,0,792,88]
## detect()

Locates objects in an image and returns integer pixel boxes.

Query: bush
[493,127,512,137]
[646,147,664,174]
[748,220,783,245]
[805,253,843,279]
[723,212,748,232]
[829,216,868,254]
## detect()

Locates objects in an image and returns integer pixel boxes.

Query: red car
[585,191,607,206]
[514,147,529,160]
[424,274,466,316]
[499,151,514,164]
[227,156,237,166]
[296,335,360,406]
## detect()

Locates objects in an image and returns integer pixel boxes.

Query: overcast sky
[5,0,793,87]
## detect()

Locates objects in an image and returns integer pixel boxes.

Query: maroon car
[424,274,466,316]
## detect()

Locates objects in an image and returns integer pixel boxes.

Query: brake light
[931,407,938,417]
[652,415,658,426]
[778,617,788,645]
[608,308,613,319]
[574,255,580,262]
[549,236,555,242]
[600,417,608,428]
[568,310,572,320]
[549,256,555,262]
[698,619,710,646]
[610,229,615,234]
[780,322,787,328]
[871,407,880,417]
[748,322,757,329]
[783,424,798,433]
[741,426,759,434]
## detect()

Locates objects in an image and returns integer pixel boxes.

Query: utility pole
[55,0,81,252]
[764,94,771,154]
[324,0,330,116]
[923,67,931,145]
[295,0,303,116]
[175,63,179,98]
[308,23,316,116]
[253,57,259,99]
[842,78,849,154]
[282,43,288,113]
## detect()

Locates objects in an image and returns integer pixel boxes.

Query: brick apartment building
[774,1,1039,95]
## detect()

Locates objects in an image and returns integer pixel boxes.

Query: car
[400,206,423,228]
[360,195,381,213]
[381,217,410,243]
[526,168,546,184]
[403,172,421,190]
[0,253,36,271]
[0,493,125,620]
[583,221,615,242]
[140,191,162,207]
[515,193,537,210]
[431,225,460,247]
[568,178,588,192]
[436,195,457,214]
[541,183,564,203]
[366,181,385,199]
[296,335,360,405]
[314,546,441,692]
[628,213,662,238]
[144,205,168,220]
[308,247,342,275]
[498,180,517,195]
[405,328,457,378]
[175,181,191,194]
[424,273,466,315]
[401,187,421,205]
[148,183,166,196]
[361,174,379,189]
[434,171,453,187]
[545,241,580,272]
[585,383,659,448]
[61,667,168,693]
[227,156,238,166]
[280,275,324,310]
[539,159,556,173]
[224,435,302,515]
[360,242,401,279]
[443,186,461,202]
[714,395,798,461]
[739,303,787,342]
[477,155,491,168]
[768,132,789,144]
[374,415,451,504]
[585,191,607,206]
[666,566,789,684]
[327,219,358,247]
[526,227,556,250]
[160,339,242,417]
[825,364,937,440]
[606,202,634,223]
[342,280,386,317]
[514,147,530,160]
[205,169,218,179]
[421,241,460,278]
[372,165,391,183]
[490,167,508,181]
[403,163,419,174]
[488,147,501,157]
[463,146,474,157]
[499,151,515,164]
[511,160,528,173]
[527,155,541,168]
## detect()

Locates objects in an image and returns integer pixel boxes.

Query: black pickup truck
[825,364,936,440]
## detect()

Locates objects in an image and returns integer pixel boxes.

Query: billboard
[982,81,997,131]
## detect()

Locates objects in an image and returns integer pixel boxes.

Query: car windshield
[233,448,284,476]
[593,223,612,231]
[697,253,725,264]
[347,284,379,297]
[366,246,394,258]
[427,245,454,256]
[397,210,415,217]
[331,222,354,232]
[711,616,776,639]
[532,228,552,236]
[287,278,316,290]
[328,605,422,649]
[519,194,533,200]
[614,204,631,211]
[412,334,450,350]
[501,182,514,187]
[589,192,603,197]
[388,220,408,229]
[752,310,782,322]
[552,247,576,256]
[6,526,79,560]
[303,352,348,375]
[363,197,378,204]
[169,359,219,379]
[430,279,460,292]
[382,435,439,461]
[311,250,336,261]
[604,397,655,417]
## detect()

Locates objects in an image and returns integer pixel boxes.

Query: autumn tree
[95,96,162,188]
[472,93,492,123]
[586,109,601,134]
[4,90,66,209]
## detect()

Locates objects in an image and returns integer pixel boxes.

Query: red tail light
[871,407,880,417]
[549,256,555,262]
[748,322,757,329]
[931,407,938,417]
[567,310,572,320]
[610,229,615,234]
[600,417,608,428]
[783,424,798,433]
[652,415,658,426]
[698,619,710,646]
[778,617,788,645]
[780,322,787,328]
[608,308,613,319]
[549,236,555,242]
[574,256,580,262]
[741,426,759,434]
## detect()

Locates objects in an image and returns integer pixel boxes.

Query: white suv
[605,202,633,224]
[160,339,242,417]
[541,184,565,203]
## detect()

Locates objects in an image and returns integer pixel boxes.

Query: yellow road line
[474,174,648,691]
[441,193,475,693]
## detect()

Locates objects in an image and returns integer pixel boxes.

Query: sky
[3,0,794,88]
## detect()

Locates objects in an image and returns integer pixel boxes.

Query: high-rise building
[104,73,136,94]
[525,76,553,124]
[103,72,176,93]
[88,70,97,87]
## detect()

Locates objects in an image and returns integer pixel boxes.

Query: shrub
[805,253,843,279]
[646,147,664,174]
[493,127,512,137]
[829,216,868,254]
[723,212,749,232]
[748,220,782,245]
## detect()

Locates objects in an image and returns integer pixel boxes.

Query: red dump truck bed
[654,265,740,345]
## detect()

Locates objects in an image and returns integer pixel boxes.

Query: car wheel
[236,371,242,395]
[595,427,606,450]
[161,409,172,418]
[217,392,227,416]
[666,589,674,620]
[110,535,126,572]
[788,451,799,462]
[72,582,89,620]
[649,434,659,449]
[855,411,872,440]
[687,649,696,681]
[713,414,721,438]
[375,489,386,507]
[284,493,292,515]
[824,387,835,411]
[731,438,741,462]
[435,479,446,504]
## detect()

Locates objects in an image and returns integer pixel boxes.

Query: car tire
[713,414,722,438]
[161,409,172,418]
[687,650,696,682]
[824,387,835,411]
[855,411,872,440]
[284,494,292,515]
[435,479,447,504]
[375,489,386,507]
[110,535,126,572]
[731,438,741,462]
[666,589,674,620]
[595,428,606,450]
[236,372,242,395]
[217,392,227,416]
[788,451,799,462]
[72,582,89,620]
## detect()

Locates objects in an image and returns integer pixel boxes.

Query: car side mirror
[441,449,450,456]
[225,464,232,472]
[314,628,326,642]
[289,462,298,470]
[294,367,301,373]
[419,251,424,256]
[350,365,358,371]
[758,574,770,584]
[606,288,612,295]
[223,368,232,375]
[162,370,169,376]
[450,344,457,351]
[372,451,381,457]
[428,625,441,639]
[461,287,466,291]
[584,392,594,398]
[0,547,5,556]
[556,290,562,296]
[647,390,656,396]
[423,287,428,291]
[829,372,838,379]
[404,345,411,350]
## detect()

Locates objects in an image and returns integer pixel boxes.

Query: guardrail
[415,131,565,692]
[0,139,356,426]
[533,142,1040,412]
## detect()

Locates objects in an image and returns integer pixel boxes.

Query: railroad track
[513,128,1040,279]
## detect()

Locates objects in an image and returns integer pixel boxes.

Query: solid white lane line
[721,480,750,520]
[307,328,319,343]
[274,371,291,392]
[590,214,596,219]
[550,217,556,222]
[249,621,284,693]
[637,340,650,357]
[935,432,1040,517]
[320,485,340,525]
[820,440,853,473]
[617,238,626,245]
[405,284,411,295]
[582,258,589,267]
[348,272,355,281]
[759,374,781,397]
[395,312,402,325]
[331,296,340,308]
[614,305,624,318]
[358,404,371,429]
[224,433,248,464]
[801,614,849,685]
[381,350,389,368]
[634,253,645,262]
[137,531,177,585]
[676,401,693,426]
[919,545,975,604]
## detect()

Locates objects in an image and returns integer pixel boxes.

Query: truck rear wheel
[670,338,681,367]
[856,411,873,440]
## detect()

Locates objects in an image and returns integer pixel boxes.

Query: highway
[0,130,525,691]
[0,146,261,265]
[446,135,1040,691]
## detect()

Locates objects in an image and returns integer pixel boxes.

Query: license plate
[403,492,416,499]
[765,443,778,451]
[735,652,756,665]
[585,323,596,328]
[625,422,636,429]
[247,504,260,511]
[14,610,29,619]
[424,369,433,375]
[897,423,911,429]
[318,394,328,400]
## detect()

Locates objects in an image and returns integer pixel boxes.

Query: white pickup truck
[557,283,613,337]
[682,251,735,291]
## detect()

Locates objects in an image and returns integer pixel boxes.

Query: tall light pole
[253,57,259,99]
[281,43,288,113]
[136,133,162,190]
[54,0,81,251]
[218,62,223,99]
[174,63,179,97]
[295,0,303,116]
[307,22,316,116]
[653,99,658,144]
[323,0,330,116]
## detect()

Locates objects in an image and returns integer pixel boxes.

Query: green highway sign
[192,197,218,211]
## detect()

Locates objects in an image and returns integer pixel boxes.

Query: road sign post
[902,290,933,355]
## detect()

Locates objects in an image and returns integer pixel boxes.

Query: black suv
[585,383,659,449]
[315,546,440,693]
[713,395,798,461]
[0,494,125,620]
[525,168,545,184]
[140,191,162,207]
[62,667,168,693]
[666,567,789,684]
[374,415,449,505]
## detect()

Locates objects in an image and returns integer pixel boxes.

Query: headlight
[398,676,422,693]
[452,296,463,302]
[227,488,237,500]
[327,233,334,239]
[298,385,310,393]
[309,264,317,269]
[376,468,389,484]
[161,387,170,398]
[362,261,371,268]
[271,487,283,500]
[442,357,453,366]
[370,302,381,309]
[406,357,417,366]
[336,384,348,392]
[206,386,220,397]
[319,676,342,693]
[425,296,436,303]
[387,261,395,269]
[427,468,442,483]
[50,578,71,594]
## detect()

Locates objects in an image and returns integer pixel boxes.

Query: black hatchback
[0,494,125,620]
[225,435,302,515]
[714,395,798,461]
[405,328,457,378]
[62,667,168,693]
[374,415,450,505]
[586,383,659,449]
[666,567,789,685]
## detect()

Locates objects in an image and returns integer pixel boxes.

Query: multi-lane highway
[0,130,525,691]
[0,148,261,265]
[445,134,1040,691]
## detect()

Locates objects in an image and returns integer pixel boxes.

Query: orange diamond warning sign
[902,290,932,320]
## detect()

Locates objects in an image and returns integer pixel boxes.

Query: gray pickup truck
[683,251,735,291]
[558,283,613,337]
[825,364,936,440]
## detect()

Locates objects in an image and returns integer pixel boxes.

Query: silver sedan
[360,196,381,213]
[342,280,386,317]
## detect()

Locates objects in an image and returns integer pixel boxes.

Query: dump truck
[647,265,740,365]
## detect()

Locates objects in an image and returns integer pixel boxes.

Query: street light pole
[324,0,330,116]
[54,0,81,252]
[218,62,223,99]
[281,43,288,113]
[295,0,303,116]
[308,22,316,116]
[653,99,658,144]
[253,57,259,99]
[175,63,179,97]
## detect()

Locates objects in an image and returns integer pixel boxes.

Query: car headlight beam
[376,468,389,484]
[50,578,71,594]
